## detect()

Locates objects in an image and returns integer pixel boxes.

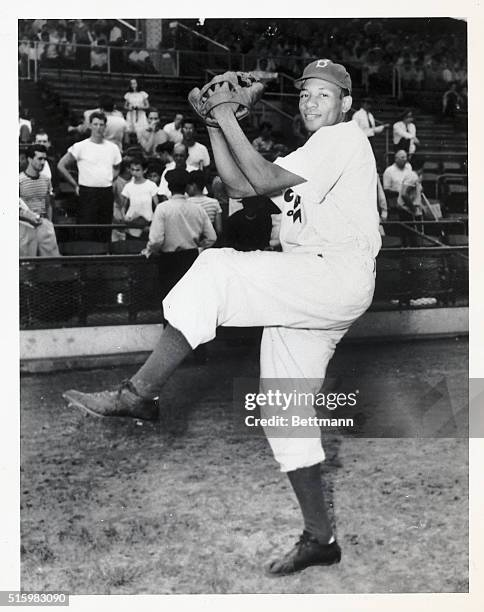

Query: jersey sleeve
[273,123,358,203]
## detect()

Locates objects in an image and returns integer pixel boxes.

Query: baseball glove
[188,71,265,127]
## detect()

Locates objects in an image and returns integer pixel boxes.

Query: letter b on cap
[316,59,330,68]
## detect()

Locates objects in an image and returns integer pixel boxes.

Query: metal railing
[19,242,469,331]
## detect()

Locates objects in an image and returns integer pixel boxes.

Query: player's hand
[74,185,80,197]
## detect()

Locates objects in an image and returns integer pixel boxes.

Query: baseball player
[64,59,381,576]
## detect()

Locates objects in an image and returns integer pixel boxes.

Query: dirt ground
[20,336,468,594]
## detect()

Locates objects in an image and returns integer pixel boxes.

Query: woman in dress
[124,78,149,136]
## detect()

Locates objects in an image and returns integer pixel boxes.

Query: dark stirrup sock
[286,463,334,545]
[130,324,193,399]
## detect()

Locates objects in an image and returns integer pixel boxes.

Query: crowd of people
[19,18,467,98]
[18,19,157,74]
[18,100,433,263]
[195,18,467,91]
[18,17,467,265]
[18,101,280,262]
[19,77,460,260]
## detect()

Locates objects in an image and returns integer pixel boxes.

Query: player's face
[298,78,351,132]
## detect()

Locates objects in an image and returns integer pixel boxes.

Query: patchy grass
[20,338,469,594]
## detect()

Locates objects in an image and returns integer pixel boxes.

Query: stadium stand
[18,18,468,330]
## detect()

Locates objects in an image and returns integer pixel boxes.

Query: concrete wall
[20,307,468,373]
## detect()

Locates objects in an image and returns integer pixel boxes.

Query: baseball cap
[294,59,352,93]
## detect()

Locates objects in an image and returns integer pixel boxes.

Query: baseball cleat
[63,379,158,421]
[266,531,341,576]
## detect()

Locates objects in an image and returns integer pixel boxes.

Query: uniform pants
[163,247,375,472]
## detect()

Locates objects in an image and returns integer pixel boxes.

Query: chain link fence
[19,244,468,331]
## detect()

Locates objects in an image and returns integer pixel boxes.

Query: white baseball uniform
[163,120,380,472]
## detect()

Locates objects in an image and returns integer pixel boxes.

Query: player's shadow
[158,340,259,439]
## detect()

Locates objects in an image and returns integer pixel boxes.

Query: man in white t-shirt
[64,60,380,576]
[163,113,184,144]
[382,150,414,217]
[121,158,159,238]
[181,119,211,169]
[57,111,122,240]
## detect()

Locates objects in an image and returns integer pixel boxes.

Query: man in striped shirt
[186,170,222,236]
[19,145,59,256]
[19,145,52,218]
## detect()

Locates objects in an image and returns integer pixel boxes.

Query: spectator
[138,108,168,156]
[441,60,454,84]
[398,61,417,89]
[57,111,121,241]
[111,157,132,242]
[442,82,463,121]
[157,143,199,200]
[121,158,159,239]
[90,38,108,71]
[73,19,93,69]
[43,25,63,68]
[163,113,184,144]
[155,141,175,169]
[19,146,60,257]
[392,109,419,156]
[82,95,123,134]
[397,169,424,222]
[351,98,388,146]
[226,195,273,252]
[109,20,123,44]
[382,149,414,218]
[124,78,150,136]
[19,107,32,143]
[143,169,216,304]
[19,145,53,219]
[127,40,155,73]
[252,121,275,158]
[146,163,162,187]
[99,96,128,151]
[33,131,54,180]
[186,171,223,235]
[181,119,211,170]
